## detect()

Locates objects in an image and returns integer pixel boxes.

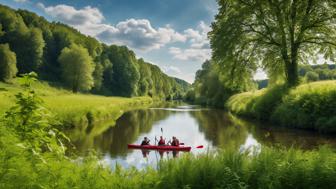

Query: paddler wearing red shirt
[158,136,165,146]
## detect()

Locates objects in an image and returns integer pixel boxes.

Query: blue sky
[1,0,220,83]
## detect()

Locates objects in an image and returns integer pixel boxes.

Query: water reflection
[68,104,336,169]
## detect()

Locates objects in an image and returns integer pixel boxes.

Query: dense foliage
[186,60,256,107]
[0,4,189,98]
[227,81,336,132]
[210,0,336,86]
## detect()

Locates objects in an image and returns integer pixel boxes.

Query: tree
[58,44,94,93]
[0,43,17,82]
[210,0,336,86]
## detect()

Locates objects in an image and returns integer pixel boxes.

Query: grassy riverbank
[1,127,336,189]
[226,81,336,132]
[0,81,153,129]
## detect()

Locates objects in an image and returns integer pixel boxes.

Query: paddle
[179,142,203,149]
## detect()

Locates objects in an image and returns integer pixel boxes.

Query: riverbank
[0,81,153,130]
[2,128,335,189]
[226,80,336,133]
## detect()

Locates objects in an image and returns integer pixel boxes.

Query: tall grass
[0,80,153,129]
[157,147,336,189]
[226,81,336,132]
[2,121,336,189]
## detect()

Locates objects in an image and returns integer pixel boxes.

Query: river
[67,103,336,169]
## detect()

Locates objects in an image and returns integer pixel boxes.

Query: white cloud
[37,3,105,36]
[37,3,104,25]
[97,19,186,51]
[14,0,27,2]
[169,47,211,62]
[37,3,186,51]
[162,65,182,75]
[169,21,211,62]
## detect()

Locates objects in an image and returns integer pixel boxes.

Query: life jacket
[158,139,165,145]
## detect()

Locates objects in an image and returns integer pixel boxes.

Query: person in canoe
[141,137,150,145]
[158,136,166,146]
[170,136,180,146]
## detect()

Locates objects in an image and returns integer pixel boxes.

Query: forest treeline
[0,4,189,99]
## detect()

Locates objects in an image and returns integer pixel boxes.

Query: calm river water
[67,103,336,169]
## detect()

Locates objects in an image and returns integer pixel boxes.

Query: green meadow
[0,80,153,129]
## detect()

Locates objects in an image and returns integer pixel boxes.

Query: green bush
[253,85,288,120]
[225,90,264,117]
[272,81,336,132]
[227,81,336,132]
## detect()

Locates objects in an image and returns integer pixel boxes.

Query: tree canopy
[210,0,336,86]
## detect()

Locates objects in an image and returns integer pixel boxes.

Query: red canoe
[128,144,191,151]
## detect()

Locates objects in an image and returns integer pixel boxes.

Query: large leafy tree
[0,43,17,82]
[210,0,336,86]
[58,44,94,93]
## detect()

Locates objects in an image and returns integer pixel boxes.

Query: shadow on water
[66,103,336,168]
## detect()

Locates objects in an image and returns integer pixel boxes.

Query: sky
[0,0,227,83]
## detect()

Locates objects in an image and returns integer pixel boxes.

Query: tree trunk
[285,57,299,87]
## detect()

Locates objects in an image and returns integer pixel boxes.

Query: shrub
[271,81,336,132]
[227,81,336,132]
